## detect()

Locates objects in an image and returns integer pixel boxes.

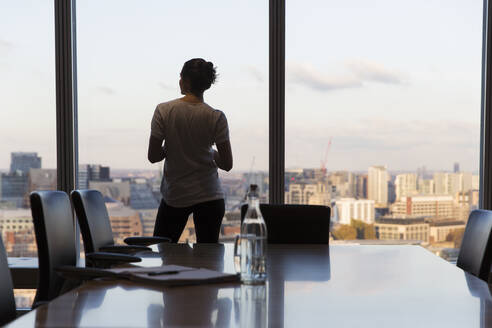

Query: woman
[148,58,233,243]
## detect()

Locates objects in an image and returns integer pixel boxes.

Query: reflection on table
[6,244,491,328]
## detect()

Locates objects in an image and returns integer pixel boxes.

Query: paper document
[58,265,239,287]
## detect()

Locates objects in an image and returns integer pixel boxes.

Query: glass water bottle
[239,184,267,284]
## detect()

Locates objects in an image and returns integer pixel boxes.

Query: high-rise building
[368,166,388,206]
[472,175,480,190]
[10,152,41,175]
[458,172,472,193]
[24,169,57,207]
[78,165,90,189]
[417,178,435,195]
[417,166,428,180]
[434,172,473,195]
[388,178,396,204]
[433,172,460,195]
[28,169,56,191]
[90,165,110,181]
[328,171,355,198]
[354,174,368,199]
[335,198,375,225]
[0,172,28,208]
[394,173,418,201]
[453,162,460,173]
[284,182,330,206]
[78,164,111,189]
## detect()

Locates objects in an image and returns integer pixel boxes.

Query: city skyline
[0,160,481,175]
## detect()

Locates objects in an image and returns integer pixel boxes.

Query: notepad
[56,265,240,287]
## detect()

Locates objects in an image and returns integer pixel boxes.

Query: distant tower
[78,164,111,189]
[10,152,41,175]
[453,162,460,173]
[394,173,418,201]
[368,166,388,206]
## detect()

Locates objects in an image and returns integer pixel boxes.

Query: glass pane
[286,0,481,260]
[0,2,56,260]
[0,1,56,308]
[76,1,267,244]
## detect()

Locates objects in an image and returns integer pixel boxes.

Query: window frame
[54,0,491,224]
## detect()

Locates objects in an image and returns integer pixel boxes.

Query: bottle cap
[248,184,259,198]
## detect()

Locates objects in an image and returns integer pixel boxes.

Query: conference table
[5,243,492,327]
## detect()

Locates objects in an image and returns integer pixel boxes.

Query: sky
[0,0,483,173]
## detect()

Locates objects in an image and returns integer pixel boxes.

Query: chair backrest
[240,204,330,244]
[71,190,114,253]
[457,209,492,281]
[0,234,16,325]
[30,191,77,303]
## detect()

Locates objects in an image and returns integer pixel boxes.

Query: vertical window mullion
[480,0,492,209]
[269,0,286,204]
[55,0,75,194]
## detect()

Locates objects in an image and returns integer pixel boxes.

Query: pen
[147,269,195,276]
[147,270,180,276]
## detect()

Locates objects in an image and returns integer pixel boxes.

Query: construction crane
[320,137,332,177]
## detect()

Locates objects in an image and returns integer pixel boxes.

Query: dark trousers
[153,198,225,243]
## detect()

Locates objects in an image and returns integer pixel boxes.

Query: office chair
[71,190,170,255]
[240,204,330,243]
[0,234,17,325]
[457,209,492,281]
[30,191,141,304]
[30,191,78,305]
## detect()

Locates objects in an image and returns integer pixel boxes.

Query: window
[286,0,481,259]
[76,1,267,243]
[1,0,56,308]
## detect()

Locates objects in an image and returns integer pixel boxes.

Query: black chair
[457,209,492,281]
[240,204,330,244]
[71,190,170,255]
[0,234,16,326]
[30,191,141,300]
[30,191,78,305]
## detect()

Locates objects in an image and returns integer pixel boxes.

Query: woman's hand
[212,149,220,164]
[213,141,233,171]
[148,135,166,163]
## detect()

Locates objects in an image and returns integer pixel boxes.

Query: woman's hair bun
[180,58,217,95]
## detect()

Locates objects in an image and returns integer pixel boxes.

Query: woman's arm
[148,135,166,163]
[213,140,233,172]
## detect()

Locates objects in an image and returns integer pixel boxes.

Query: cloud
[285,118,479,171]
[246,66,265,83]
[0,39,13,49]
[158,82,174,90]
[0,39,13,57]
[287,62,362,91]
[287,60,408,92]
[95,86,116,95]
[347,59,407,85]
